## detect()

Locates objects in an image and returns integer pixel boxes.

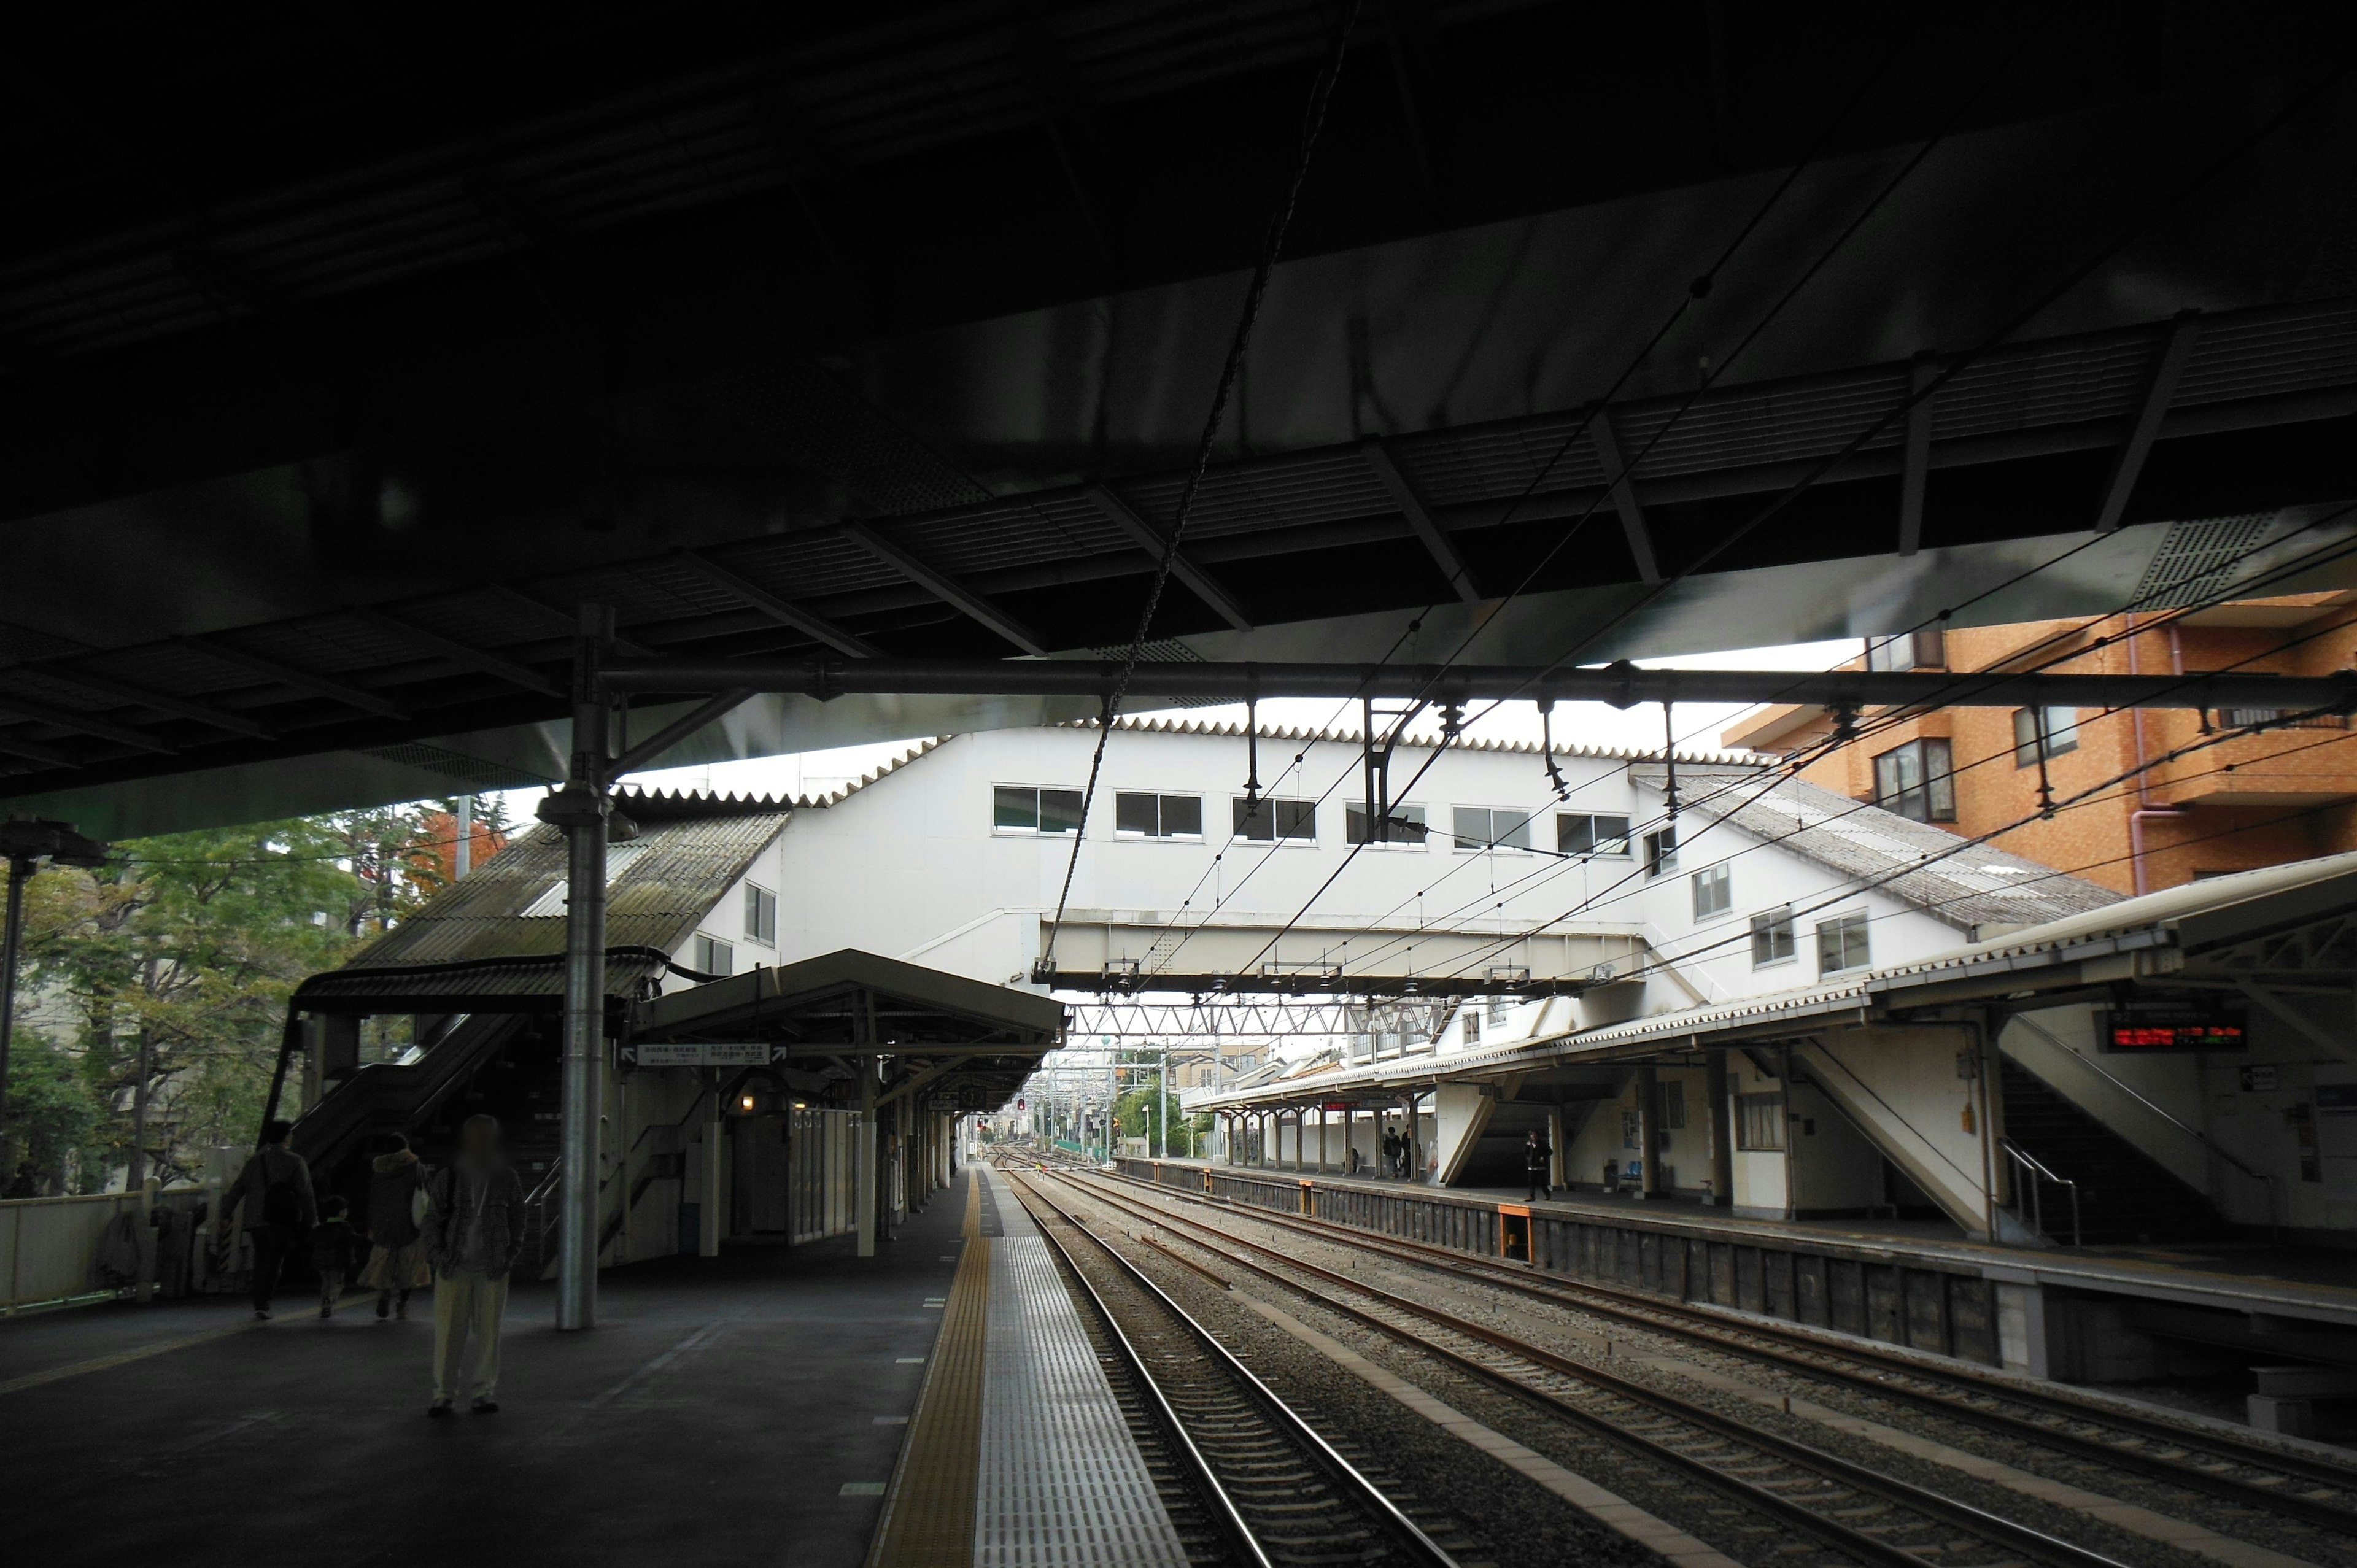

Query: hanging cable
[1039,0,1364,980]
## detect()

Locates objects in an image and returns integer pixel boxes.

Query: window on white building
[1751,907,1795,967]
[1556,812,1631,857]
[692,934,734,978]
[743,883,777,945]
[1690,863,1731,919]
[1462,1010,1482,1045]
[1452,806,1532,851]
[2011,707,2079,768]
[1736,1092,1786,1151]
[1233,797,1317,843]
[994,785,1084,834]
[1114,792,1204,839]
[1873,738,1956,822]
[1817,910,1871,973]
[1345,801,1428,846]
[1643,827,1678,877]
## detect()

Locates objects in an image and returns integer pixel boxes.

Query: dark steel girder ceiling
[4,4,2357,834]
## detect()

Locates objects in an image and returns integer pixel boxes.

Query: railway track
[1000,1168,1479,1568]
[1013,1159,2301,1568]
[1040,1157,2357,1540]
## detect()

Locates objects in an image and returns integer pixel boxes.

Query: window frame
[1643,827,1679,878]
[1450,805,1535,853]
[1112,790,1206,841]
[1690,863,1732,921]
[743,882,778,946]
[1344,800,1430,848]
[692,933,735,978]
[993,783,1085,836]
[2011,707,2080,769]
[1865,628,1947,673]
[1816,910,1872,975]
[1736,1092,1786,1151]
[1750,906,1797,968]
[1555,811,1633,859]
[1231,795,1318,846]
[1870,736,1957,822]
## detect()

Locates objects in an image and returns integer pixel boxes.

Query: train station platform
[0,1167,1180,1567]
[1113,1156,2357,1389]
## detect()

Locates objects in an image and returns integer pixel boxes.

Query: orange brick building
[1723,597,2357,895]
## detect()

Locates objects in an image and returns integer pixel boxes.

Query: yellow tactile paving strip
[867,1178,991,1568]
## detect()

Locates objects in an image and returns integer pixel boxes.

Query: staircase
[1998,1060,2231,1246]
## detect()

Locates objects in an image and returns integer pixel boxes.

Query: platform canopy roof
[9,7,2357,836]
[295,789,791,1013]
[632,948,1068,1115]
[1198,849,2357,1108]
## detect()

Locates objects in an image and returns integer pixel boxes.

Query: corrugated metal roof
[1630,764,2122,933]
[339,801,790,974]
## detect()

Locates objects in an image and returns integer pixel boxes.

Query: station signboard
[630,1041,775,1067]
[2099,1001,2248,1052]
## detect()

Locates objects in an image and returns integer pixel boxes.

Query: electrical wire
[1042,0,1365,971]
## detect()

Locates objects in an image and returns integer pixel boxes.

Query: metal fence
[1,1188,210,1313]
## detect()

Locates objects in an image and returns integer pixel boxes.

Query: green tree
[18,811,444,1188]
[2,1032,107,1193]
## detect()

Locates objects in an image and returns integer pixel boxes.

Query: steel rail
[1067,1161,2357,1530]
[595,655,2357,714]
[1004,1168,1463,1568]
[1025,1163,2138,1568]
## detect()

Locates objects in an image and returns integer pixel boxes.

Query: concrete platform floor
[0,1177,971,1567]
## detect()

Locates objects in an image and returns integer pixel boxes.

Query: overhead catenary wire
[1039,0,1366,975]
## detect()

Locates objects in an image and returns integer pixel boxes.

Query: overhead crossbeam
[595,654,2356,716]
[1360,438,1481,603]
[2096,311,2204,534]
[179,636,406,719]
[675,549,881,657]
[33,667,270,739]
[1083,483,1253,631]
[1898,352,1938,557]
[842,523,1047,655]
[353,608,564,698]
[0,690,176,753]
[1585,408,1661,584]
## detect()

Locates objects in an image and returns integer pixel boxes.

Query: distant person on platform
[309,1196,362,1318]
[1525,1127,1554,1203]
[361,1133,432,1321]
[423,1114,524,1418]
[1381,1127,1399,1179]
[216,1119,318,1319]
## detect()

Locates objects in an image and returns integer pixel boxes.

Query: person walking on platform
[423,1114,523,1418]
[1525,1127,1554,1203]
[360,1134,432,1320]
[215,1119,317,1320]
[1381,1126,1399,1180]
[310,1196,361,1318]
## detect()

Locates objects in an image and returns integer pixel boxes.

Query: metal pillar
[1706,1053,1734,1207]
[1636,1065,1661,1199]
[0,855,33,1159]
[699,1074,723,1257]
[1403,1093,1422,1183]
[548,604,615,1332]
[856,1064,878,1258]
[1316,1105,1328,1173]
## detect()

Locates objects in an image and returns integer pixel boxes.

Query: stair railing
[1999,1138,2081,1248]
[513,1158,565,1281]
[2005,1016,2279,1236]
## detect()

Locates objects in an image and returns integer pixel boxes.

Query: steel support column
[856,1063,878,1258]
[1636,1065,1661,1199]
[549,604,616,1332]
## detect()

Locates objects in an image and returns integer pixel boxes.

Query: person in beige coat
[421,1115,524,1417]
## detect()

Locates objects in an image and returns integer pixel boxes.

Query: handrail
[2006,1015,2269,1182]
[1999,1137,2081,1248]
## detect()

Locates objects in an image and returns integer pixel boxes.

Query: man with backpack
[215,1119,317,1320]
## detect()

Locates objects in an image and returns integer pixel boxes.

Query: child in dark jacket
[310,1196,362,1318]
